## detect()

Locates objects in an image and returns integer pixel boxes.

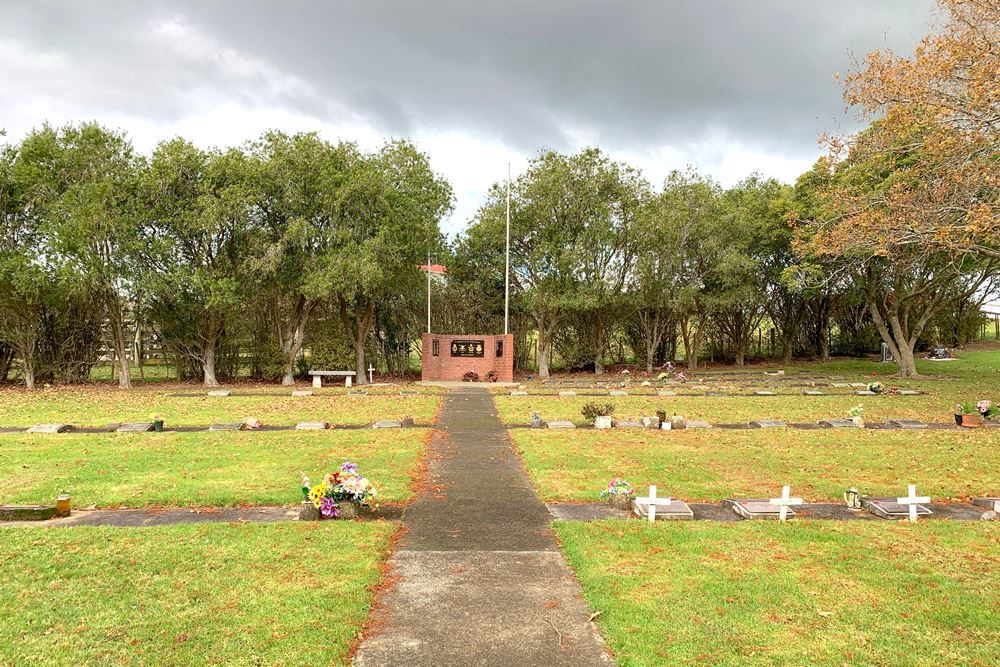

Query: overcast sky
[2,0,935,235]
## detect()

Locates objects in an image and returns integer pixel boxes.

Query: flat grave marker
[372,420,402,429]
[547,420,576,429]
[865,487,932,521]
[348,391,369,396]
[803,390,825,396]
[0,505,57,521]
[972,498,1000,511]
[615,420,643,429]
[728,499,793,520]
[291,390,315,397]
[295,421,329,430]
[818,418,862,429]
[609,390,628,396]
[208,423,245,431]
[849,383,868,388]
[749,420,786,428]
[116,422,154,433]
[399,391,420,396]
[685,420,712,429]
[26,424,70,434]
[509,390,528,396]
[641,415,661,429]
[855,390,877,396]
[754,390,776,396]
[657,390,677,396]
[898,390,921,396]
[207,390,231,397]
[634,485,693,522]
[831,383,850,388]
[558,391,577,397]
[889,419,928,429]
[594,415,612,429]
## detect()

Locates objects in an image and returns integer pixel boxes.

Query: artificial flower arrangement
[149,413,165,432]
[954,400,997,427]
[848,405,864,425]
[300,462,379,520]
[867,381,884,394]
[600,477,636,510]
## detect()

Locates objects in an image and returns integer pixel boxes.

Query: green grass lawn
[0,522,395,666]
[0,385,441,427]
[556,520,1000,667]
[514,427,1000,502]
[496,348,1000,425]
[0,429,429,508]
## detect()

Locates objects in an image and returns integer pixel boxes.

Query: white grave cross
[769,485,803,522]
[368,365,375,384]
[897,484,931,523]
[635,485,672,524]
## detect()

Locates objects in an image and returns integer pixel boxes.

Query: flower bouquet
[600,477,636,510]
[867,381,884,394]
[848,405,864,426]
[150,413,164,432]
[300,462,379,520]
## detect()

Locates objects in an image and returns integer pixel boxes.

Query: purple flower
[340,462,359,476]
[320,497,339,518]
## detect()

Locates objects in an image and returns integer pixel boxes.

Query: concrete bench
[308,370,356,388]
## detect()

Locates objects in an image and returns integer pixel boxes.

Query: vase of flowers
[848,405,864,426]
[867,381,884,394]
[150,414,164,432]
[300,462,379,520]
[955,401,990,427]
[600,477,635,510]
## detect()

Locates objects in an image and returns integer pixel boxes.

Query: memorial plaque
[399,391,420,396]
[450,339,485,357]
[898,390,921,396]
[803,390,825,396]
[657,390,677,396]
[728,499,794,520]
[117,422,154,433]
[558,390,577,397]
[594,415,613,429]
[207,390,231,397]
[372,420,402,429]
[291,390,315,397]
[749,420,786,428]
[295,421,329,430]
[509,390,528,396]
[633,497,693,520]
[615,420,643,428]
[209,423,245,431]
[818,418,862,428]
[864,497,932,519]
[972,498,1000,511]
[609,390,628,396]
[888,419,927,429]
[686,420,712,429]
[27,424,70,434]
[0,505,58,521]
[831,383,850,388]
[855,390,877,396]
[849,383,868,388]
[547,420,576,429]
[754,391,776,396]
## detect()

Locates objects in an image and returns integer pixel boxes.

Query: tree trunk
[202,312,221,387]
[782,333,794,364]
[281,296,315,386]
[594,316,605,375]
[534,309,558,378]
[106,304,132,389]
[21,356,35,389]
[734,341,746,367]
[339,296,375,386]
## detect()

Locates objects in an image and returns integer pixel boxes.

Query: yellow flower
[309,483,328,508]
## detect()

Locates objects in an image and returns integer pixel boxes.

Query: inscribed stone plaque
[754,391,776,396]
[898,390,921,396]
[558,391,577,397]
[547,421,576,429]
[729,499,794,520]
[972,498,1000,511]
[609,390,628,396]
[749,420,786,428]
[291,390,315,397]
[27,424,69,433]
[0,505,57,521]
[803,390,825,396]
[849,383,868,388]
[818,419,861,429]
[372,420,402,429]
[633,498,694,520]
[615,420,643,428]
[116,422,154,433]
[207,390,231,397]
[831,383,850,388]
[450,339,485,357]
[348,391,369,396]
[295,421,329,430]
[657,390,677,396]
[888,419,927,429]
[686,420,712,429]
[864,498,932,519]
[855,390,877,396]
[509,391,528,396]
[399,391,420,396]
[209,423,245,431]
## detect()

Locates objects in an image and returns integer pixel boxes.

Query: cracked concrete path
[354,387,612,667]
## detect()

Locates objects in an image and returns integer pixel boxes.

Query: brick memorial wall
[421,333,514,382]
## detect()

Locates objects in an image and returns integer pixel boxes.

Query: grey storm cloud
[4,0,934,157]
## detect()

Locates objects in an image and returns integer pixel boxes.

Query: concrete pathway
[354,387,612,667]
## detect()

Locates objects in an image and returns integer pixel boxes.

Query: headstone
[116,422,154,433]
[849,383,868,388]
[803,390,825,396]
[208,423,245,431]
[558,391,577,397]
[972,498,1000,512]
[633,486,692,522]
[657,390,677,396]
[615,420,644,429]
[373,420,402,429]
[855,390,877,396]
[547,421,576,429]
[818,418,862,429]
[0,505,57,521]
[749,420,786,428]
[26,424,69,433]
[509,391,528,396]
[754,391,776,396]
[728,498,794,520]
[865,491,931,521]
[888,419,928,429]
[769,485,803,522]
[686,420,712,429]
[831,383,850,388]
[295,421,329,430]
[207,390,231,397]
[594,415,613,429]
[609,390,628,396]
[898,390,921,396]
[348,391,368,396]
[641,415,661,429]
[291,390,315,397]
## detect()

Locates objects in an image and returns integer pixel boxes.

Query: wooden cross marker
[769,485,803,522]
[368,365,375,384]
[635,485,672,524]
[896,484,931,523]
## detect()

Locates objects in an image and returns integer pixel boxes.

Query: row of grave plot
[169,389,423,397]
[3,419,423,433]
[508,388,921,397]
[517,417,982,429]
[548,496,1000,522]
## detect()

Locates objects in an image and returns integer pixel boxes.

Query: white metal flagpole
[427,249,431,334]
[504,162,511,335]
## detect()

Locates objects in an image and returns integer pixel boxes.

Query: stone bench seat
[308,370,357,388]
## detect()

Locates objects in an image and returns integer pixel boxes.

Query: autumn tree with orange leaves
[796,0,999,377]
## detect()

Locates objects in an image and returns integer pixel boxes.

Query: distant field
[0,522,395,666]
[0,428,430,508]
[557,520,1000,667]
[0,385,441,427]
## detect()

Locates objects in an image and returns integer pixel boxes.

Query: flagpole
[427,248,432,334]
[504,162,511,336]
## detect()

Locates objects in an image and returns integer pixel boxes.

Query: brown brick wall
[421,334,514,382]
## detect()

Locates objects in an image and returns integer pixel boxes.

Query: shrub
[462,370,480,382]
[484,369,498,382]
[581,402,615,421]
